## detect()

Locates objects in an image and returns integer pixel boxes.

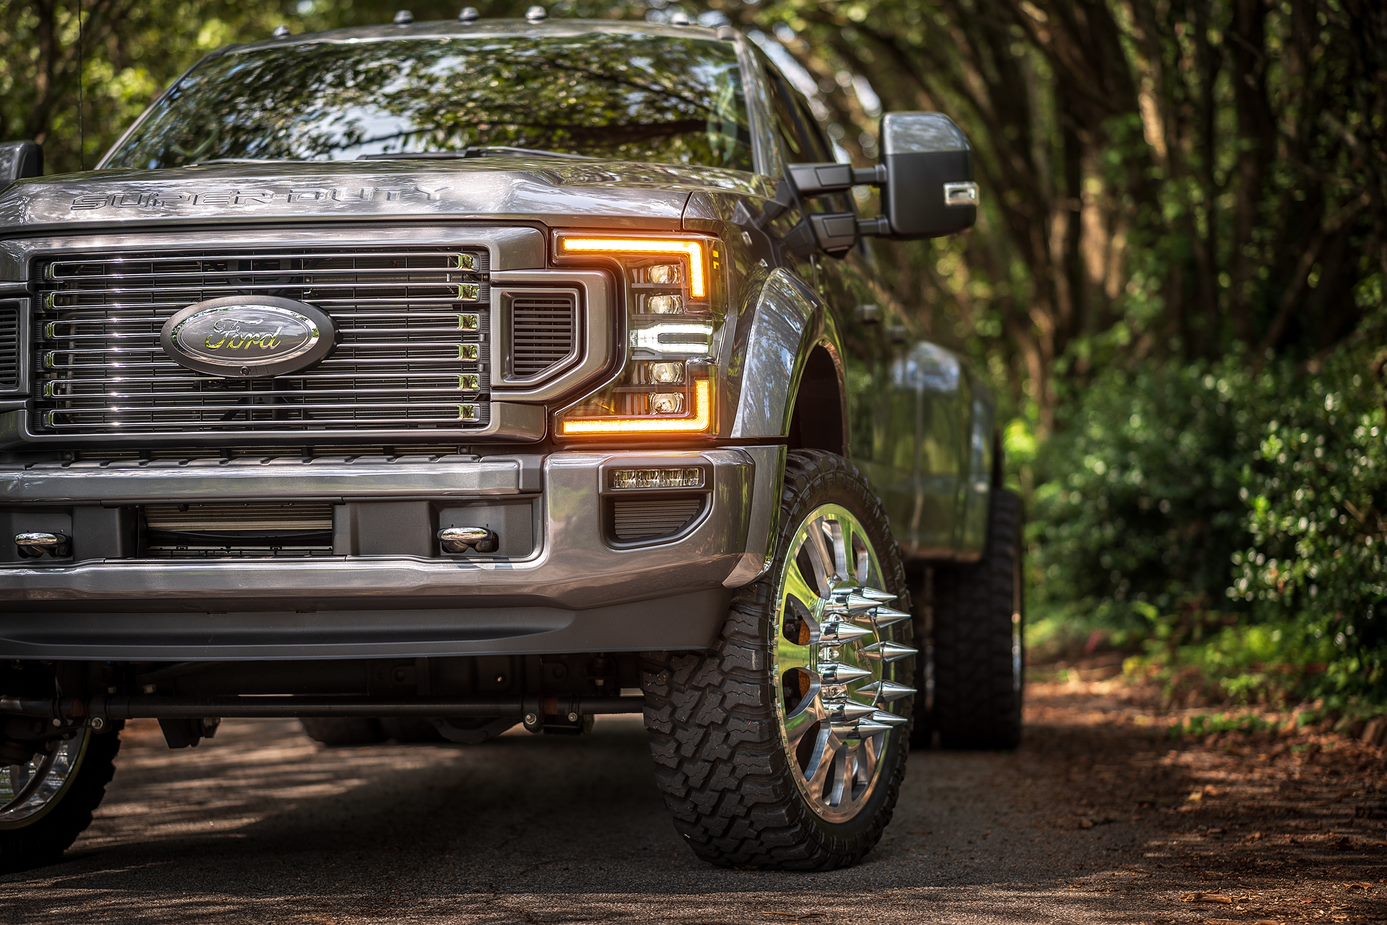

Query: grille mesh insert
[0,301,19,392]
[31,247,489,437]
[609,496,706,542]
[142,501,335,559]
[507,291,577,382]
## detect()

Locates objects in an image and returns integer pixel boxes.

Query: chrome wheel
[773,503,916,823]
[0,727,88,829]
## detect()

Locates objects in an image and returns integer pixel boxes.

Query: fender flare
[727,267,847,446]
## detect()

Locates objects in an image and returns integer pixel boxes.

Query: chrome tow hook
[437,526,497,554]
[15,531,70,558]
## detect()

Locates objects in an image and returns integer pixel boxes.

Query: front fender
[726,267,845,442]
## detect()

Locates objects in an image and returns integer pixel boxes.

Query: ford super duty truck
[0,14,1023,871]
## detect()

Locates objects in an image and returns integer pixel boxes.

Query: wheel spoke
[783,702,821,751]
[824,518,851,581]
[860,730,881,781]
[802,521,837,593]
[776,638,815,674]
[831,746,858,810]
[782,560,821,614]
[804,727,837,792]
[853,532,873,585]
[837,743,859,809]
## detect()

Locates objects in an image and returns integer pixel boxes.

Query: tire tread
[930,489,1024,751]
[641,450,913,869]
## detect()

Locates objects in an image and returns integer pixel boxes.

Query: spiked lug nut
[859,680,917,703]
[825,593,880,615]
[841,718,894,736]
[823,700,877,723]
[820,620,874,644]
[856,587,897,603]
[818,662,873,684]
[870,605,912,628]
[870,709,910,727]
[860,641,918,663]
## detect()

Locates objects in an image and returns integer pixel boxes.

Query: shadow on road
[2,681,1381,924]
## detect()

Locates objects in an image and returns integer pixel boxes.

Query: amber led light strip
[558,236,708,299]
[560,379,713,436]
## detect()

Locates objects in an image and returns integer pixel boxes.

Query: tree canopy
[4,0,1385,700]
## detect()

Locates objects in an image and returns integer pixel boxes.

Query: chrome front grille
[31,246,490,436]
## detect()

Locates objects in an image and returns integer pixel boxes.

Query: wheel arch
[728,267,848,452]
[786,347,847,455]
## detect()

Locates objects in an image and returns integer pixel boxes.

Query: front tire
[641,450,917,870]
[0,722,122,873]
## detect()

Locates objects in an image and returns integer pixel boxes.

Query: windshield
[104,33,754,172]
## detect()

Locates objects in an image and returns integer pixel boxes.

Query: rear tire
[642,450,916,870]
[0,723,122,873]
[928,488,1025,750]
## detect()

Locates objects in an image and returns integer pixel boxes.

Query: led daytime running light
[560,379,713,436]
[559,237,708,299]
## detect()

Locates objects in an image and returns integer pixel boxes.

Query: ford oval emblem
[160,296,335,378]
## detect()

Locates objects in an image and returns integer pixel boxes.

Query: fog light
[609,467,707,491]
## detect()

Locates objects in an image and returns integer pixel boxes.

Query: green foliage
[1169,712,1276,741]
[1232,350,1387,698]
[1132,617,1341,707]
[1033,346,1387,704]
[1031,358,1269,627]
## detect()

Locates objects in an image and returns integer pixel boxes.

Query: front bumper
[0,446,782,660]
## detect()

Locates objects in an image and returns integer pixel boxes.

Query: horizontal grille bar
[47,250,480,273]
[145,501,335,534]
[32,245,492,437]
[610,497,706,542]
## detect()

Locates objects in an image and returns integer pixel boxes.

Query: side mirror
[786,112,977,253]
[0,142,43,190]
[878,112,976,238]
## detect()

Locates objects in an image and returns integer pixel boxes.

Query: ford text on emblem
[160,296,335,378]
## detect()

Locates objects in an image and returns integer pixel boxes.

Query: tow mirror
[787,112,977,254]
[0,142,43,190]
[877,112,976,238]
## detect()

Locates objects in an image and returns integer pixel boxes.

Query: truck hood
[0,158,776,235]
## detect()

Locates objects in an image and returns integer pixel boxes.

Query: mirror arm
[787,162,885,197]
[856,217,892,238]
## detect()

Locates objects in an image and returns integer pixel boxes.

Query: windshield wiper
[185,157,301,166]
[357,146,594,162]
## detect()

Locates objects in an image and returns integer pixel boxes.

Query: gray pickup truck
[0,14,1023,872]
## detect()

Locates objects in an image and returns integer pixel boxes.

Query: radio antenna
[77,0,86,169]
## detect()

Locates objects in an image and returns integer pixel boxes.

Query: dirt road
[2,673,1383,924]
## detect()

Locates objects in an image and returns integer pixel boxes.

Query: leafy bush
[1231,351,1387,698]
[1030,358,1271,631]
[1030,348,1387,703]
